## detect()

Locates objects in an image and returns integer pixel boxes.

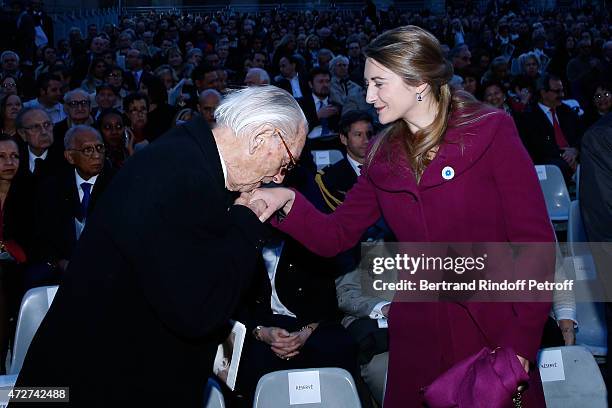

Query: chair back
[204,378,225,408]
[253,367,361,408]
[8,286,58,374]
[536,165,571,221]
[539,346,606,407]
[312,150,344,171]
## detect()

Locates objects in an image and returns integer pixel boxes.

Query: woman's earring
[416,92,423,102]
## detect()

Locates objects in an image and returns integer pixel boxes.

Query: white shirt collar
[217,147,228,188]
[346,154,363,177]
[538,102,556,125]
[75,168,99,185]
[313,94,329,108]
[28,147,48,173]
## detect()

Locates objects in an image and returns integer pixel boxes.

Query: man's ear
[248,125,275,155]
[64,150,76,165]
[339,133,348,147]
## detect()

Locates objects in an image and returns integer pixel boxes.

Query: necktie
[33,158,43,176]
[550,108,569,148]
[319,100,329,136]
[80,182,92,220]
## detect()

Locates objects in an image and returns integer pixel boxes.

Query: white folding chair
[312,150,344,171]
[536,165,571,221]
[204,378,225,408]
[8,286,58,374]
[253,367,361,408]
[539,346,606,407]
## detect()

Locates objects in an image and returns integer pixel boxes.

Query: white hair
[246,68,270,85]
[329,55,349,73]
[214,86,307,141]
[64,88,90,103]
[0,51,19,64]
[64,125,102,149]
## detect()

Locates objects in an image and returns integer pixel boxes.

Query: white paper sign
[47,286,58,308]
[377,318,388,329]
[315,151,331,166]
[538,349,565,382]
[535,165,547,181]
[288,371,321,405]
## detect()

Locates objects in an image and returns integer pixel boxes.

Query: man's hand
[234,193,268,221]
[558,319,576,346]
[259,327,301,359]
[561,147,578,169]
[250,188,296,222]
[317,105,339,119]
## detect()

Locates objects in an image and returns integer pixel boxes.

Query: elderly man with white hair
[53,88,93,142]
[15,86,309,407]
[329,55,367,110]
[244,67,270,86]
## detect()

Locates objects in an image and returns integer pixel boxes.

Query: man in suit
[300,67,342,138]
[53,89,93,143]
[14,86,308,406]
[274,55,310,101]
[518,73,582,180]
[235,229,360,406]
[27,125,114,289]
[580,113,612,402]
[315,110,373,210]
[15,107,64,179]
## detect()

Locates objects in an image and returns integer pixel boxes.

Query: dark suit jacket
[318,158,358,208]
[236,232,340,333]
[30,164,115,264]
[517,103,582,165]
[15,116,267,406]
[580,113,612,242]
[274,76,311,102]
[17,140,66,181]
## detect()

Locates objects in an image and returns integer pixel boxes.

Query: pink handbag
[423,347,529,408]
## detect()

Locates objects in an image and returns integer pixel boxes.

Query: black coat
[17,139,66,181]
[517,103,583,164]
[236,232,340,333]
[580,113,612,242]
[14,116,267,406]
[30,164,115,264]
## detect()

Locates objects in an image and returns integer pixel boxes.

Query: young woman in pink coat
[251,25,553,407]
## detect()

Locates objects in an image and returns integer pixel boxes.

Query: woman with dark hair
[96,109,131,169]
[583,82,612,129]
[251,25,553,407]
[0,133,32,373]
[139,75,177,141]
[81,58,109,94]
[0,94,22,140]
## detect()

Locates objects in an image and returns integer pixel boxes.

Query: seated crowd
[0,0,610,405]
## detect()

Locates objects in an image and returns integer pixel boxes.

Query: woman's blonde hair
[364,25,488,182]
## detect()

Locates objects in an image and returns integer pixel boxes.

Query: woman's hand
[250,187,296,222]
[558,319,576,346]
[234,193,268,221]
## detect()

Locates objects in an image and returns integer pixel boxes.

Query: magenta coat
[273,110,553,407]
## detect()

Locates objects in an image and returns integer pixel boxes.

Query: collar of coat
[365,109,501,193]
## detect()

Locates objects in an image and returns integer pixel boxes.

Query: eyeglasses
[275,128,297,175]
[107,73,122,78]
[128,108,147,115]
[22,121,53,133]
[594,92,611,99]
[2,82,16,89]
[67,100,90,108]
[102,123,124,130]
[68,143,105,157]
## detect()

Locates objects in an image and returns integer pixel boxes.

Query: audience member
[22,74,66,124]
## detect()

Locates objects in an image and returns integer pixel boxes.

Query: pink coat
[274,110,553,407]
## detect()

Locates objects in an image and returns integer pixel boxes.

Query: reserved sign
[288,371,322,405]
[538,349,565,382]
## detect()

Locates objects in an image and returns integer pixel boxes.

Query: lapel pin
[442,166,455,180]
